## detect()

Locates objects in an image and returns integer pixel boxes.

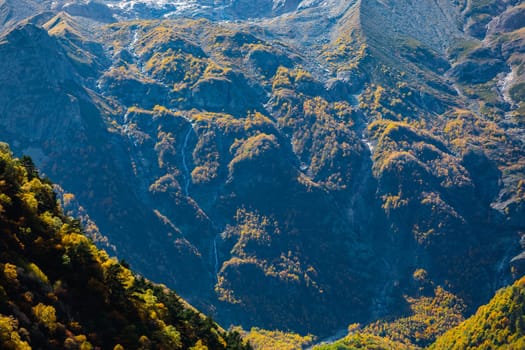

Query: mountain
[315,275,525,349]
[430,276,525,349]
[0,0,523,339]
[0,143,250,349]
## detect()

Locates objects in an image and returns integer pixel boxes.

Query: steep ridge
[430,275,525,349]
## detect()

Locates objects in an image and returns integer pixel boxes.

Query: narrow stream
[181,124,192,197]
[130,30,139,55]
[493,245,515,291]
[452,83,465,99]
[497,69,515,105]
[306,328,348,349]
[213,235,220,279]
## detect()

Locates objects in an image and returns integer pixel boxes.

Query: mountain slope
[0,0,523,339]
[0,143,250,349]
[0,20,214,305]
[315,276,525,349]
[430,276,525,349]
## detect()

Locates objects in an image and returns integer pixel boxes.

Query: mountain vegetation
[317,275,525,349]
[0,144,251,349]
[237,327,314,350]
[315,332,417,350]
[430,276,525,349]
[0,0,523,343]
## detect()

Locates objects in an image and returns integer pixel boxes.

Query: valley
[0,0,524,346]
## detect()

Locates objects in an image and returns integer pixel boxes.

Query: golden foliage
[242,327,314,350]
[430,276,525,349]
[364,287,466,347]
[32,303,58,332]
[0,315,31,350]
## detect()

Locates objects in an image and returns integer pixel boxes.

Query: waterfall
[181,125,192,197]
[213,235,219,279]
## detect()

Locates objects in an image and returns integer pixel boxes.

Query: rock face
[63,1,116,23]
[0,0,46,28]
[98,0,313,19]
[360,0,463,53]
[0,0,523,338]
